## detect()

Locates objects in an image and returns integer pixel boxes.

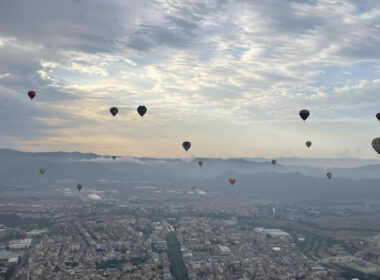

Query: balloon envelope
[376,113,380,122]
[198,161,203,167]
[76,184,83,192]
[372,138,380,154]
[110,107,118,116]
[182,141,191,152]
[137,106,147,117]
[112,156,116,160]
[229,179,236,186]
[272,159,276,165]
[299,109,310,121]
[28,91,36,100]
[326,172,332,180]
[39,168,46,175]
[306,141,312,148]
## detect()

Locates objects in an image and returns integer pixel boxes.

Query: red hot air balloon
[19,232,27,240]
[28,91,36,100]
[110,107,118,117]
[229,179,236,186]
[376,113,380,122]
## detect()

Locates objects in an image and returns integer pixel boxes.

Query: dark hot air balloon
[182,141,191,152]
[306,141,312,148]
[112,156,116,160]
[198,161,203,167]
[28,91,36,100]
[299,109,310,121]
[229,179,236,186]
[110,107,118,117]
[376,113,380,122]
[39,168,46,175]
[326,172,332,180]
[272,159,276,165]
[137,106,147,117]
[372,138,380,154]
[76,184,83,192]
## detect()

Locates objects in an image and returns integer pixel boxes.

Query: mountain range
[0,149,379,201]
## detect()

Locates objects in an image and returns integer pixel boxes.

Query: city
[0,180,379,279]
[1,0,380,279]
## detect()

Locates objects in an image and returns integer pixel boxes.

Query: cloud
[0,73,10,78]
[0,0,379,158]
[88,194,102,200]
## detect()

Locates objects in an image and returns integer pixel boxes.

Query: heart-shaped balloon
[229,179,236,186]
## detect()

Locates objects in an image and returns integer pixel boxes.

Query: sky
[0,0,379,158]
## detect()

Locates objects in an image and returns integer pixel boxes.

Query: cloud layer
[0,0,379,158]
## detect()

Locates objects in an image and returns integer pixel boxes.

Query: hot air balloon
[112,156,116,160]
[376,113,380,122]
[39,168,46,175]
[198,161,203,167]
[182,141,191,152]
[19,232,27,240]
[229,179,236,186]
[76,184,83,192]
[137,106,147,117]
[326,172,332,180]
[28,91,36,100]
[299,109,310,121]
[272,159,276,165]
[306,141,312,148]
[372,138,380,154]
[110,107,118,117]
[191,185,196,191]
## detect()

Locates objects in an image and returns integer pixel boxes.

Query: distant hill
[272,157,379,168]
[0,148,101,160]
[195,170,380,201]
[330,164,380,179]
[0,149,379,201]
